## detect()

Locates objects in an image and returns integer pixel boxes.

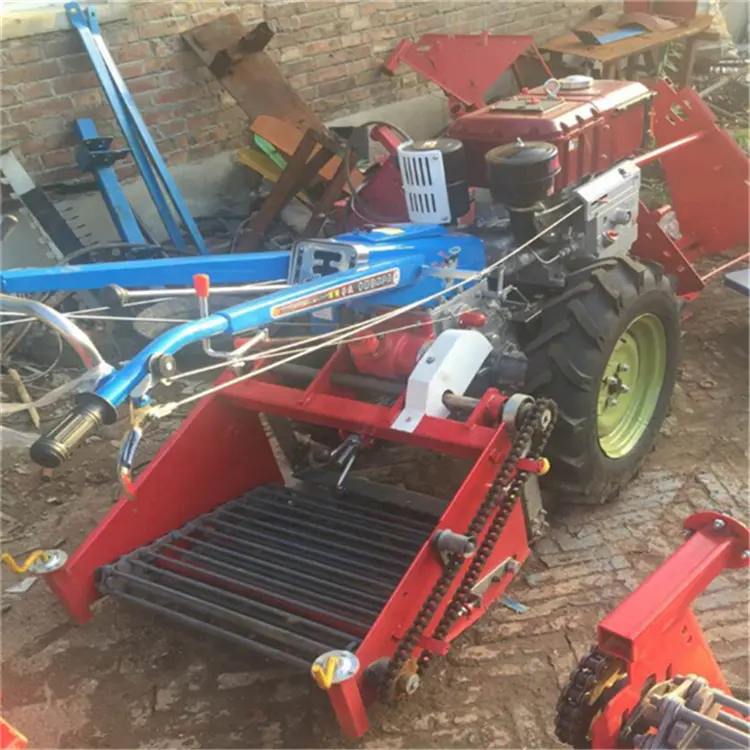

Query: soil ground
[1,269,748,749]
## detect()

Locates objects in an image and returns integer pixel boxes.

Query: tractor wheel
[521,256,680,504]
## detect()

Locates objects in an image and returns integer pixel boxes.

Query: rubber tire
[521,257,680,504]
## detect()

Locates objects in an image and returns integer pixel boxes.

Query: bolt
[620,384,630,394]
[608,397,619,407]
[400,673,421,695]
[713,519,726,531]
[505,559,521,575]
[426,356,435,364]
[741,550,750,560]
[619,363,630,373]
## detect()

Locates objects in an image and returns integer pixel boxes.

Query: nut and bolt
[713,519,726,531]
[741,550,750,561]
[505,559,521,575]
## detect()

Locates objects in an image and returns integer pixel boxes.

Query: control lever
[311,434,371,490]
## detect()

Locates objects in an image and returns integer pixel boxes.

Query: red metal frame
[383,33,552,116]
[43,322,532,737]
[647,81,749,262]
[0,697,26,750]
[590,511,749,748]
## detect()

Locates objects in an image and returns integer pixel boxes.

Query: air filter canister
[486,141,561,210]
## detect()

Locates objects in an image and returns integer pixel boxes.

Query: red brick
[27,116,67,138]
[338,4,359,20]
[186,142,223,162]
[0,124,31,145]
[9,96,73,122]
[52,72,99,95]
[18,81,56,102]
[41,148,75,169]
[43,35,83,59]
[71,89,104,109]
[110,41,152,65]
[103,24,140,46]
[3,45,42,65]
[133,2,175,22]
[58,54,92,75]
[38,166,82,185]
[138,19,180,40]
[339,32,363,48]
[20,137,56,156]
[127,74,162,95]
[309,65,347,85]
[158,119,188,138]
[152,85,205,106]
[2,59,62,85]
[1,87,19,108]
[318,77,355,97]
[151,37,185,58]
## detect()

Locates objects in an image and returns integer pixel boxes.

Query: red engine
[447,77,652,191]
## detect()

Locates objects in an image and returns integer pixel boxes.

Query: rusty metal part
[183,15,326,136]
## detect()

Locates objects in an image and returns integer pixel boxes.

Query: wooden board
[539,14,713,62]
[183,15,326,136]
[250,115,364,192]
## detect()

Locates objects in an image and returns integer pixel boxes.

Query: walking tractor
[1,77,747,737]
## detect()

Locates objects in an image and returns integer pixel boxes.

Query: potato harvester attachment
[1,223,562,737]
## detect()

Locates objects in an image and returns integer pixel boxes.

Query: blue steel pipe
[95,257,422,407]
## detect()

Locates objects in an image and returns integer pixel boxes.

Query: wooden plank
[250,115,364,191]
[539,14,713,63]
[183,14,326,136]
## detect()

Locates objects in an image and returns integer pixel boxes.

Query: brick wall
[1,0,588,185]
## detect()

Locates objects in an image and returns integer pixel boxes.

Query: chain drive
[378,396,557,703]
[555,647,621,748]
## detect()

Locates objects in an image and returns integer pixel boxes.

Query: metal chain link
[554,647,615,747]
[379,396,558,702]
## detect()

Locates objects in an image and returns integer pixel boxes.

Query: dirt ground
[1,271,748,749]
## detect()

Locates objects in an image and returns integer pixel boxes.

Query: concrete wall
[1,0,589,187]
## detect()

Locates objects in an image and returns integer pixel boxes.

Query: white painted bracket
[391,329,493,433]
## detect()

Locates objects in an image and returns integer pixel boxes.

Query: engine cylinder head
[485,140,561,210]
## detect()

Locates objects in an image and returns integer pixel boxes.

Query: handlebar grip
[30,395,117,469]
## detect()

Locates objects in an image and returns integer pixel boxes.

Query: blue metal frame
[74,118,146,244]
[0,251,291,294]
[81,226,487,410]
[66,3,209,254]
[96,258,424,406]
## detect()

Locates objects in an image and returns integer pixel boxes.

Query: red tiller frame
[42,340,534,737]
[590,511,749,748]
[632,80,750,298]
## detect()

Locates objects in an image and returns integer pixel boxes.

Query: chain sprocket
[555,646,628,749]
[378,396,557,703]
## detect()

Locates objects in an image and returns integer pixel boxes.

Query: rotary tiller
[556,511,749,750]
[1,75,747,738]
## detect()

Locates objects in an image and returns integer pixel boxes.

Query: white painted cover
[392,329,493,433]
[397,142,452,225]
